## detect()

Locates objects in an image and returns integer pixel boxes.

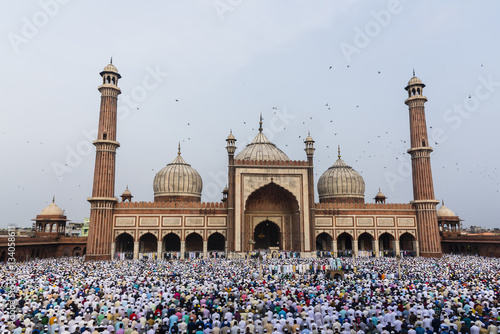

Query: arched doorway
[207,232,225,251]
[62,247,71,257]
[73,247,82,256]
[254,220,280,250]
[185,233,203,252]
[316,233,332,251]
[116,233,134,253]
[358,233,374,257]
[163,233,181,252]
[399,232,415,257]
[139,233,157,253]
[379,232,395,257]
[245,182,300,251]
[337,232,353,257]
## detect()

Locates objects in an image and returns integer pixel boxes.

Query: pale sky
[1,1,499,229]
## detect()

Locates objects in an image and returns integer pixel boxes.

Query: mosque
[7,61,498,263]
[82,62,451,261]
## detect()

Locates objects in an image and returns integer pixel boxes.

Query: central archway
[245,182,300,251]
[254,220,280,250]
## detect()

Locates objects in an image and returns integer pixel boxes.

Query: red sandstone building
[84,62,443,260]
[2,63,499,261]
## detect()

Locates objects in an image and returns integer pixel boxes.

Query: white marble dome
[235,131,290,161]
[317,156,365,202]
[102,63,119,74]
[437,202,455,217]
[40,201,64,216]
[153,152,203,200]
[407,76,423,86]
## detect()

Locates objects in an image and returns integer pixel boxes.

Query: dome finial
[442,199,445,206]
[52,195,55,203]
[258,113,263,133]
[412,68,415,77]
[178,142,181,156]
[338,145,341,159]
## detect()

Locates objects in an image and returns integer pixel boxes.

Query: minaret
[226,129,237,254]
[304,132,315,251]
[86,60,121,261]
[404,72,442,257]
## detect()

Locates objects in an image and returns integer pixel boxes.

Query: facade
[84,62,444,260]
[3,63,499,262]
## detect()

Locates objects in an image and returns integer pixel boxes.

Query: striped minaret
[404,73,442,257]
[86,60,121,261]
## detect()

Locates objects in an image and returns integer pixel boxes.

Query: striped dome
[317,157,365,202]
[153,153,202,201]
[235,132,290,161]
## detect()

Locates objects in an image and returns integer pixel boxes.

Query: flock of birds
[5,62,498,223]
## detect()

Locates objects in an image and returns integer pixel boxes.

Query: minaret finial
[442,199,444,206]
[338,145,341,159]
[52,195,55,203]
[178,142,181,156]
[259,113,263,132]
[126,185,129,190]
[412,68,415,77]
[110,56,113,64]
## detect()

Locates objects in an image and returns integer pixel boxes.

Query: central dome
[235,116,289,161]
[317,149,365,203]
[153,147,203,202]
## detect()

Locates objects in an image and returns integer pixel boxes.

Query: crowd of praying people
[0,255,499,334]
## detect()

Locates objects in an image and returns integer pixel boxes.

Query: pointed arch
[139,232,157,253]
[358,232,374,256]
[254,220,280,250]
[207,232,225,251]
[185,232,203,252]
[115,232,134,253]
[337,232,353,257]
[245,182,299,212]
[163,233,181,252]
[399,232,416,256]
[316,232,332,251]
[379,232,395,250]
